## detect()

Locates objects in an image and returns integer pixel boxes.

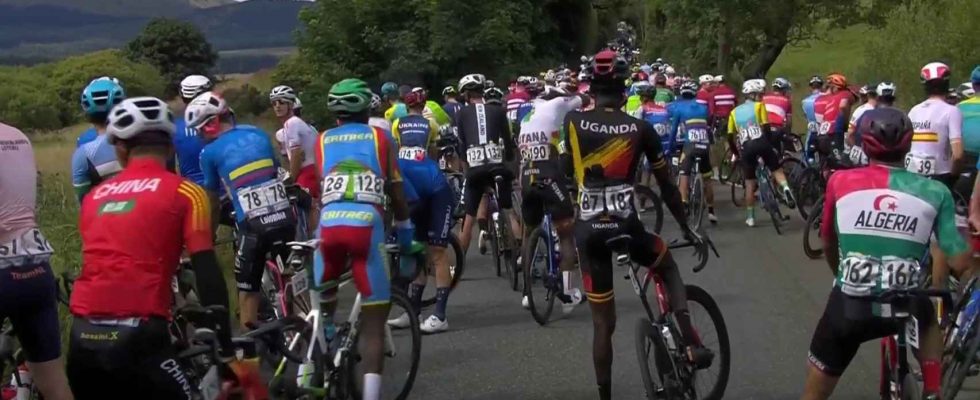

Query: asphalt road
[338,180,980,400]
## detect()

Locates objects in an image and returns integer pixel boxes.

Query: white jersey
[849,102,874,132]
[518,95,583,160]
[368,117,392,132]
[907,98,963,176]
[274,129,288,158]
[281,116,317,168]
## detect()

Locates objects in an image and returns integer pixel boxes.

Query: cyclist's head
[185,92,234,139]
[679,81,698,99]
[458,74,487,102]
[526,77,544,97]
[654,74,667,86]
[920,62,952,97]
[946,88,961,105]
[698,74,715,87]
[369,93,384,117]
[876,81,897,105]
[107,97,176,163]
[971,66,980,92]
[771,77,791,93]
[179,75,213,104]
[959,82,976,99]
[825,73,847,92]
[81,77,126,126]
[380,82,400,101]
[741,79,765,100]
[808,75,824,90]
[636,82,655,100]
[269,85,298,118]
[588,50,629,107]
[292,97,303,118]
[328,78,373,123]
[403,87,427,110]
[441,85,458,101]
[484,87,505,105]
[859,107,913,164]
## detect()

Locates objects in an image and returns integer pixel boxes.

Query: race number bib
[237,180,289,219]
[904,153,936,176]
[738,125,763,143]
[880,256,921,290]
[466,143,504,167]
[807,121,819,134]
[839,255,920,296]
[578,184,634,220]
[521,144,550,162]
[687,128,709,144]
[321,171,385,205]
[848,145,869,166]
[0,228,54,268]
[818,121,832,135]
[398,146,427,161]
[653,124,669,138]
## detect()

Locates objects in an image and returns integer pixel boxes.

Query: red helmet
[859,107,913,163]
[403,87,427,107]
[920,62,951,82]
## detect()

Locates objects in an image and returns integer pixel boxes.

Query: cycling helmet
[179,75,213,100]
[381,82,399,98]
[664,66,675,75]
[106,97,175,144]
[328,78,373,114]
[293,97,303,111]
[679,81,698,96]
[698,74,714,85]
[184,92,230,129]
[808,75,824,87]
[370,93,383,110]
[80,78,126,115]
[589,49,629,82]
[654,74,667,85]
[541,85,568,99]
[404,87,427,107]
[636,84,656,98]
[920,62,951,82]
[458,74,486,92]
[713,75,724,82]
[959,82,975,98]
[860,107,913,162]
[826,73,847,89]
[947,88,961,102]
[877,81,897,98]
[772,77,791,91]
[441,86,457,97]
[741,79,766,94]
[269,85,297,102]
[655,57,664,64]
[484,87,505,104]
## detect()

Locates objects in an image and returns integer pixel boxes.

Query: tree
[125,18,218,98]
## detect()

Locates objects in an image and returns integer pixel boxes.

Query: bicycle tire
[729,167,745,208]
[489,216,502,277]
[795,168,824,222]
[802,196,824,260]
[524,227,556,326]
[780,157,803,196]
[685,284,731,400]
[634,185,664,234]
[350,290,422,400]
[506,249,520,292]
[688,173,705,231]
[419,234,466,308]
[943,312,980,400]
[635,318,673,400]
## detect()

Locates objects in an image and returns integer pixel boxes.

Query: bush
[125,18,218,98]
[223,84,266,117]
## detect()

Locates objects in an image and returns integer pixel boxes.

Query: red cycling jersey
[71,158,213,319]
[709,84,736,119]
[813,90,852,135]
[762,93,792,128]
[695,88,712,107]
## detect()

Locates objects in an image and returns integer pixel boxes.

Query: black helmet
[808,75,824,88]
[859,108,913,163]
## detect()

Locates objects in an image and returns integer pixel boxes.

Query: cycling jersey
[625,94,642,115]
[564,108,664,194]
[762,93,792,129]
[442,101,463,124]
[455,102,514,169]
[71,132,122,202]
[72,158,213,318]
[387,101,451,127]
[654,87,674,106]
[727,101,769,145]
[516,101,535,129]
[848,103,874,133]
[368,116,392,132]
[802,90,821,133]
[76,127,98,148]
[199,125,282,224]
[709,84,736,119]
[695,88,712,106]
[505,90,530,124]
[668,99,711,149]
[392,115,448,196]
[171,117,206,185]
[0,124,45,248]
[957,97,980,154]
[820,164,967,302]
[281,116,317,168]
[518,95,584,182]
[633,102,672,152]
[814,90,851,136]
[907,98,963,176]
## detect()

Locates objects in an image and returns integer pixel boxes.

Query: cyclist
[813,73,854,161]
[907,62,963,190]
[802,107,968,400]
[506,78,531,127]
[68,97,259,399]
[316,79,414,400]
[763,77,794,154]
[669,81,717,223]
[625,76,649,114]
[270,85,320,233]
[709,75,737,179]
[172,75,213,186]
[877,81,898,108]
[369,93,392,132]
[653,74,674,106]
[695,74,714,107]
[728,78,796,227]
[189,92,297,330]
[387,89,456,333]
[441,86,463,122]
[76,77,122,147]
[516,86,590,312]
[957,67,980,189]
[380,81,400,110]
[633,84,672,211]
[485,86,505,106]
[0,123,74,400]
[801,76,825,163]
[845,84,878,166]
[71,77,126,202]
[564,50,710,400]
[453,73,520,257]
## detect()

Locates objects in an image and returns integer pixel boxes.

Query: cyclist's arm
[199,146,222,193]
[178,181,234,354]
[757,102,772,136]
[726,114,739,156]
[950,108,964,168]
[820,178,839,276]
[668,111,681,152]
[71,147,92,203]
[642,121,687,230]
[283,121,304,179]
[426,101,451,127]
[382,135,410,222]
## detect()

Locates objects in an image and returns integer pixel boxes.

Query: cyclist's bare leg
[800,366,839,400]
[505,208,522,247]
[28,359,74,400]
[679,174,690,203]
[704,172,715,207]
[773,168,791,189]
[587,296,616,400]
[359,302,391,398]
[745,179,758,208]
[239,292,261,330]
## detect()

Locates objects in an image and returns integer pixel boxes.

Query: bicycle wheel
[729,166,745,208]
[524,227,556,325]
[634,185,664,234]
[795,168,824,222]
[780,157,803,195]
[688,174,705,231]
[943,313,980,400]
[635,318,674,400]
[419,234,466,308]
[802,196,824,260]
[684,285,731,400]
[489,215,502,277]
[351,290,422,400]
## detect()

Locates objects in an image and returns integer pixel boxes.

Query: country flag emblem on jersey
[873,194,898,212]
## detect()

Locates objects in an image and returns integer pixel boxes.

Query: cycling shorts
[807,286,934,377]
[234,211,297,292]
[0,262,60,363]
[315,203,390,305]
[740,138,780,178]
[67,317,192,400]
[678,143,712,176]
[461,165,515,217]
[574,215,667,303]
[411,185,454,247]
[520,175,575,226]
[295,164,321,202]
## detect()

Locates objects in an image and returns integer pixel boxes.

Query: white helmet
[958,82,975,98]
[93,76,122,85]
[742,79,766,94]
[292,97,303,110]
[664,66,676,75]
[179,75,213,100]
[185,91,230,129]
[713,75,724,83]
[370,93,382,110]
[458,74,486,92]
[269,85,297,102]
[876,81,897,97]
[698,74,714,84]
[106,97,175,144]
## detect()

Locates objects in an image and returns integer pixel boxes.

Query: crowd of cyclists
[3,21,980,398]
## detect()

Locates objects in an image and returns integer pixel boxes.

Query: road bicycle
[267,239,421,400]
[942,276,980,399]
[875,288,953,400]
[522,189,577,326]
[802,195,824,260]
[684,154,707,232]
[619,233,729,400]
[486,174,521,292]
[755,161,788,235]
[388,234,466,309]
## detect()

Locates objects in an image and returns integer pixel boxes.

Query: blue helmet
[80,78,125,115]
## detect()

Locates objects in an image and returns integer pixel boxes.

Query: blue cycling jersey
[76,128,98,148]
[516,102,535,130]
[802,91,821,129]
[71,133,121,202]
[391,115,449,198]
[639,104,673,152]
[442,102,463,124]
[668,99,711,149]
[172,117,206,185]
[200,125,280,224]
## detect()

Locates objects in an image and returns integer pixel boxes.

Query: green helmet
[328,78,372,114]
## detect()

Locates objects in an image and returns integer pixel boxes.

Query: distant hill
[0,0,309,70]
